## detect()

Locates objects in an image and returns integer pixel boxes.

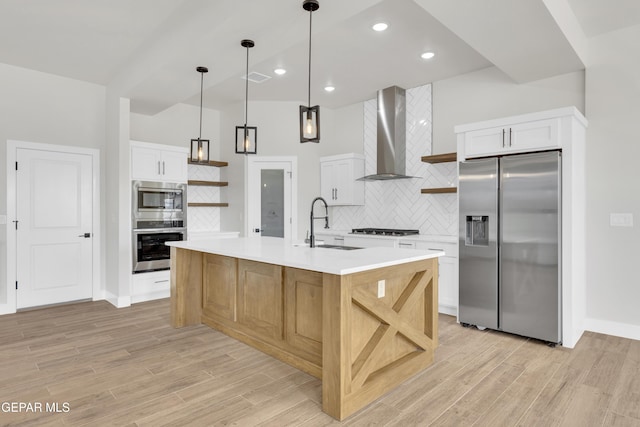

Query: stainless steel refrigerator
[458,151,561,344]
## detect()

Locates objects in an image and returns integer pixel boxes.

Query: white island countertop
[168,236,444,275]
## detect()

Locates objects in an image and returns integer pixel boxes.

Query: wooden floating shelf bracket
[187,202,229,207]
[421,187,457,194]
[421,152,457,164]
[187,158,228,167]
[187,180,228,187]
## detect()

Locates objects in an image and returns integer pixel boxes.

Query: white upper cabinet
[463,117,559,158]
[455,108,589,160]
[131,140,188,183]
[320,153,365,206]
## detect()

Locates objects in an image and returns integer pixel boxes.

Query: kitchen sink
[316,244,363,250]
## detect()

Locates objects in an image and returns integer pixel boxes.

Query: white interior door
[246,157,297,239]
[16,148,93,309]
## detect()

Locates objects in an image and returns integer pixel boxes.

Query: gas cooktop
[350,228,420,236]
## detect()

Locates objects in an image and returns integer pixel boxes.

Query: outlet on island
[377,280,386,298]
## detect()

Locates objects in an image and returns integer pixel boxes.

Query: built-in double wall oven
[132,180,187,273]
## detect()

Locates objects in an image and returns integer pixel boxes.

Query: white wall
[220,100,334,239]
[321,102,364,157]
[432,66,585,153]
[0,63,105,310]
[584,24,640,337]
[130,103,220,155]
[104,93,130,306]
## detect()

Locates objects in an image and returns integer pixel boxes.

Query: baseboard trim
[131,290,170,304]
[585,317,640,342]
[438,304,457,317]
[105,291,131,308]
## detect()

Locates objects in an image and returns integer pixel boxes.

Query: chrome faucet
[309,197,329,248]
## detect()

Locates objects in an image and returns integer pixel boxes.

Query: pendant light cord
[199,70,204,141]
[307,8,312,108]
[245,44,249,128]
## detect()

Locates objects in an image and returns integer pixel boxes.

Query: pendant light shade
[190,66,210,163]
[300,0,320,143]
[236,39,257,154]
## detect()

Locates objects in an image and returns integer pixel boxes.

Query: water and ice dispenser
[465,215,489,246]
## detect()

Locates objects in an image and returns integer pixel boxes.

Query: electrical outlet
[377,280,385,298]
[610,213,633,227]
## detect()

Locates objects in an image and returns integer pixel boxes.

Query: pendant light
[300,0,320,143]
[235,39,257,154]
[190,66,210,164]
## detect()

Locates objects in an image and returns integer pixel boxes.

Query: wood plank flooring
[0,299,639,426]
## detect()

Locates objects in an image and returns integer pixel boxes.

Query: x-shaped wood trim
[350,269,435,390]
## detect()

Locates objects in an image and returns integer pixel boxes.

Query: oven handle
[133,228,187,233]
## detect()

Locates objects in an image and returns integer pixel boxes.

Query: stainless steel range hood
[358,86,414,181]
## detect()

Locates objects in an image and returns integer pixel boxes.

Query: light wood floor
[1,299,639,426]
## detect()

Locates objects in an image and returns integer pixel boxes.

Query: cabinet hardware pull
[335,188,338,199]
[502,129,506,148]
[162,161,165,175]
[157,161,161,175]
[509,128,512,147]
[428,248,443,252]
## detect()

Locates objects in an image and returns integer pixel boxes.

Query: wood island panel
[284,267,323,366]
[170,247,202,328]
[237,259,284,341]
[170,248,439,421]
[322,258,438,420]
[202,254,236,322]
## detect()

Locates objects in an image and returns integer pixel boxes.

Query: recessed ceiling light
[372,22,388,32]
[324,86,335,92]
[274,68,287,75]
[421,51,435,59]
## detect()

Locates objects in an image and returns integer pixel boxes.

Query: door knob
[78,233,91,238]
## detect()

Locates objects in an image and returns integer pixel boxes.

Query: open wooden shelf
[421,187,457,194]
[188,202,229,207]
[187,180,228,187]
[187,159,228,167]
[421,152,457,164]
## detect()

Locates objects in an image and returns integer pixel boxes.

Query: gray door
[500,151,561,343]
[260,169,285,237]
[459,158,499,329]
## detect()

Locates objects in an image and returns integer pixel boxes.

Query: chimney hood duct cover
[358,86,414,181]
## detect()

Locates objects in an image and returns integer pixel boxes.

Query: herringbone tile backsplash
[330,83,458,236]
[186,163,222,231]
[191,83,457,236]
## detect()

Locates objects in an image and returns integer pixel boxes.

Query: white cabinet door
[161,149,188,182]
[320,162,336,203]
[131,145,162,180]
[319,154,364,206]
[464,118,560,158]
[131,270,170,303]
[397,240,416,249]
[344,235,396,248]
[509,118,559,152]
[131,142,188,183]
[415,241,458,316]
[437,256,457,316]
[464,127,505,158]
[314,233,345,246]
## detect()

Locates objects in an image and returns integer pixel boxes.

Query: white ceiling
[0,0,638,115]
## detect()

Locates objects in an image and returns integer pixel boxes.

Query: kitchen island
[168,237,443,420]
